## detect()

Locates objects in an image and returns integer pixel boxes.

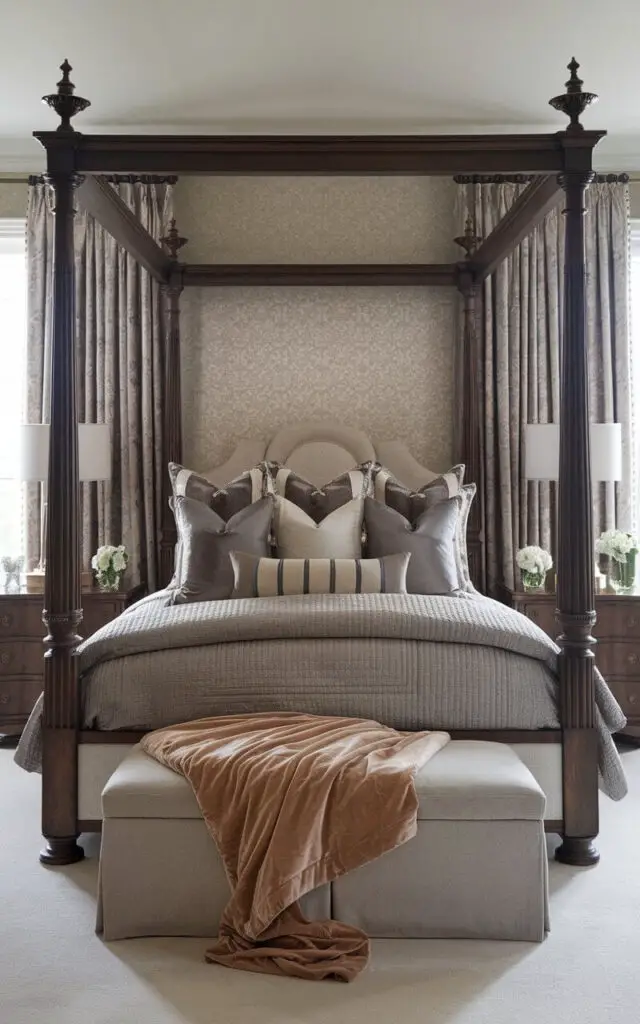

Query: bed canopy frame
[36,58,603,867]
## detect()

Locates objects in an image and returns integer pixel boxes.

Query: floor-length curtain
[456,178,633,592]
[26,178,174,591]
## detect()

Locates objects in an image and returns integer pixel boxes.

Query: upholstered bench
[97,739,549,942]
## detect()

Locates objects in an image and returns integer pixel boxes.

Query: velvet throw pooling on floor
[141,712,450,982]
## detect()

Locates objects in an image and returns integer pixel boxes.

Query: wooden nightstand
[499,585,640,739]
[0,584,145,737]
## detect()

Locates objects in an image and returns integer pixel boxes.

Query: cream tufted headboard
[201,420,446,489]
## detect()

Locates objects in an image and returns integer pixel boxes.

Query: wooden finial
[42,60,91,133]
[549,58,598,132]
[161,219,188,261]
[454,216,482,258]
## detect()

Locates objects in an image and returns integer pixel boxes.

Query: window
[0,220,27,561]
[632,222,640,532]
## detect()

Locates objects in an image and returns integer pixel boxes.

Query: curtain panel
[26,179,174,591]
[456,180,634,592]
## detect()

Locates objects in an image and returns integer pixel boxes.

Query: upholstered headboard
[201,420,446,490]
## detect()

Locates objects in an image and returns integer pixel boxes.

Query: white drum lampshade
[9,423,112,591]
[525,423,622,482]
[16,423,112,482]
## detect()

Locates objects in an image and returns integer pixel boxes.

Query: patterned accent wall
[175,176,458,473]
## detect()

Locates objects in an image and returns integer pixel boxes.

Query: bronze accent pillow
[167,463,267,588]
[231,551,409,598]
[168,495,274,604]
[364,496,461,595]
[371,463,465,518]
[268,464,375,524]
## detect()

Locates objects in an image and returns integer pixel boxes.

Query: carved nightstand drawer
[0,599,45,638]
[595,603,640,640]
[522,602,557,637]
[0,679,43,720]
[0,641,45,677]
[597,642,640,679]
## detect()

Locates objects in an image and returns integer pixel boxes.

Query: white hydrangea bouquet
[91,544,128,592]
[595,530,638,594]
[515,545,553,592]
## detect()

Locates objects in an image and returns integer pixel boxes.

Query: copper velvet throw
[141,712,449,981]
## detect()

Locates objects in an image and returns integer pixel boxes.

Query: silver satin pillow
[364,496,461,595]
[168,495,274,604]
[231,550,409,598]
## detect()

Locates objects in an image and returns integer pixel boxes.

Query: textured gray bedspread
[15,591,627,799]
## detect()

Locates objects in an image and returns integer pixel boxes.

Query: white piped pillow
[274,496,364,559]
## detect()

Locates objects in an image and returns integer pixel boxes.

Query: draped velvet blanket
[141,712,450,982]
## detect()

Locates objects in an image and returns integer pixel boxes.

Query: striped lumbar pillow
[231,550,409,598]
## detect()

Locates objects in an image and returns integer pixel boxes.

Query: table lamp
[524,423,623,482]
[14,423,112,592]
[525,422,623,592]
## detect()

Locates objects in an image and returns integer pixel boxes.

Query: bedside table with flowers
[0,582,144,738]
[502,535,640,741]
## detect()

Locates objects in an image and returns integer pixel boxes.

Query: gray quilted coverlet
[15,591,627,799]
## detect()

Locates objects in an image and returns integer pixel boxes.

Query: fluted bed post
[550,61,600,866]
[455,219,485,592]
[554,168,598,866]
[159,220,187,587]
[39,62,90,865]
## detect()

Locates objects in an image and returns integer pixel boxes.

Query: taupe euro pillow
[364,496,461,595]
[168,463,265,517]
[167,463,267,588]
[369,465,476,592]
[268,464,375,523]
[168,495,274,605]
[232,550,409,598]
[274,496,365,559]
[371,463,465,516]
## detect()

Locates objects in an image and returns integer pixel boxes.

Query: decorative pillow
[168,495,274,604]
[452,483,477,593]
[372,463,465,516]
[364,496,461,595]
[267,464,375,524]
[274,496,365,559]
[167,463,267,588]
[231,550,409,598]
[168,463,265,517]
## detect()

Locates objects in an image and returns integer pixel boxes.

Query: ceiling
[2,0,639,170]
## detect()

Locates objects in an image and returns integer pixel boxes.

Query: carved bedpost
[550,61,599,866]
[159,220,187,588]
[39,62,90,865]
[455,219,485,591]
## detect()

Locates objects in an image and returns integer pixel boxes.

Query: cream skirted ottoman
[97,740,549,943]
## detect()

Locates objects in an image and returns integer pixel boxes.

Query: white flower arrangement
[595,529,638,564]
[516,546,553,576]
[516,546,553,591]
[91,544,128,590]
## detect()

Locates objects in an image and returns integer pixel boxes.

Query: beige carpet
[1,745,639,1024]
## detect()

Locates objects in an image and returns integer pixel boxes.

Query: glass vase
[607,552,636,595]
[521,570,545,593]
[96,572,122,593]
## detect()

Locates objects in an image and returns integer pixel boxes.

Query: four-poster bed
[34,58,607,867]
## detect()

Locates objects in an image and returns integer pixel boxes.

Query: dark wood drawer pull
[0,692,8,705]
[628,693,638,705]
[627,653,639,666]
[0,614,12,629]
[627,617,638,631]
[0,651,11,667]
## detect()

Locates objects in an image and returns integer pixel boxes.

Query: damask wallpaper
[174,176,458,473]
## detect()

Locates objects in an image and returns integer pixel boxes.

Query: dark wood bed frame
[36,58,602,867]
